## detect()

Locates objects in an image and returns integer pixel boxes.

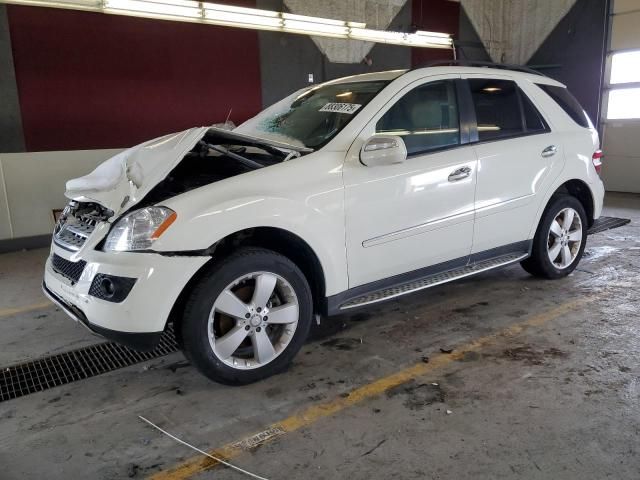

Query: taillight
[592,150,603,175]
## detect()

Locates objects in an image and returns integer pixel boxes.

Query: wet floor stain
[321,338,363,350]
[499,345,568,365]
[386,381,445,410]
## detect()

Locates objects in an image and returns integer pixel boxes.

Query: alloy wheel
[547,207,583,269]
[207,271,299,370]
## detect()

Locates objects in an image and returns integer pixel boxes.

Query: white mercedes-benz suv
[44,64,605,384]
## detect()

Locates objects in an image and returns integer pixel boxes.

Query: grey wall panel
[0,159,13,240]
[1,149,121,239]
[527,0,609,128]
[257,27,325,108]
[256,0,411,108]
[601,0,640,193]
[614,0,640,14]
[457,6,491,61]
[0,5,25,154]
[611,10,640,50]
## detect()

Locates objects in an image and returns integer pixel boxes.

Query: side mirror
[360,135,407,167]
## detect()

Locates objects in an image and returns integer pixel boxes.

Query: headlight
[104,207,177,252]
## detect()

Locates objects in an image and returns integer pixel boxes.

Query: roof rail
[413,60,546,77]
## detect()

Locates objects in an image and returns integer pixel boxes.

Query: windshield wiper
[203,142,264,170]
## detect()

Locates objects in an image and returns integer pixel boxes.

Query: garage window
[606,50,640,120]
[376,80,460,156]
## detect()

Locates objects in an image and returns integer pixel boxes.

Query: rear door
[462,76,566,256]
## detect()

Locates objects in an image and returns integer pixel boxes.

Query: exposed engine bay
[54,201,113,251]
[140,129,307,206]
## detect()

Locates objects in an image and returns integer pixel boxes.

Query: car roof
[325,69,408,84]
[325,66,565,87]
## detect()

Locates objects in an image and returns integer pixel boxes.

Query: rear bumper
[591,178,605,220]
[42,282,163,351]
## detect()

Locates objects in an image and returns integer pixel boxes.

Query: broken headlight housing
[104,207,176,252]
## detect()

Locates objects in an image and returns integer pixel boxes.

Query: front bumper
[43,244,209,351]
[43,282,163,350]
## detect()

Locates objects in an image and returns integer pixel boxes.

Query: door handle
[541,145,558,158]
[448,166,471,182]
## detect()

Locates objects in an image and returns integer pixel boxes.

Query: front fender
[152,154,348,295]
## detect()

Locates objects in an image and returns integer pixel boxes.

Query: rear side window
[376,80,460,156]
[469,79,549,141]
[537,84,591,128]
[521,92,547,133]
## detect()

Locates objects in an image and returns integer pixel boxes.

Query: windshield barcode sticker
[319,103,362,114]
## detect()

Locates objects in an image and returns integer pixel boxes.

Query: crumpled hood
[65,127,209,216]
[65,126,312,218]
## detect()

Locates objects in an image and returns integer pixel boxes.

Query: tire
[181,247,313,385]
[521,194,588,279]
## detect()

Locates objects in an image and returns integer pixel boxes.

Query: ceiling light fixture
[0,0,453,49]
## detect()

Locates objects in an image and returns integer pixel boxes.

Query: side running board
[339,253,528,310]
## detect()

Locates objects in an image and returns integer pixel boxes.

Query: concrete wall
[257,0,413,108]
[460,0,577,64]
[601,0,640,193]
[0,149,120,247]
[284,0,407,64]
[527,0,609,129]
[456,5,491,61]
[0,5,24,154]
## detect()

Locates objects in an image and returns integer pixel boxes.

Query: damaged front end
[59,127,312,251]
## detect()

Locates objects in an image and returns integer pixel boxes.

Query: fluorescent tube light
[282,12,347,26]
[204,2,280,18]
[0,0,453,50]
[284,19,349,37]
[415,30,452,38]
[204,9,282,29]
[105,0,201,19]
[1,0,100,8]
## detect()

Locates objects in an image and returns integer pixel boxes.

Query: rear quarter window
[537,84,591,128]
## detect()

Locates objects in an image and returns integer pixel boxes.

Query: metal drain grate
[0,327,178,403]
[588,216,630,235]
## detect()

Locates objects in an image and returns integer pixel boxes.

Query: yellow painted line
[148,295,599,480]
[0,301,51,319]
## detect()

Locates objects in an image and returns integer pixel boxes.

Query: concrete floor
[0,192,639,480]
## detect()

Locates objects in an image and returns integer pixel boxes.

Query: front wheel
[181,248,313,385]
[521,194,588,279]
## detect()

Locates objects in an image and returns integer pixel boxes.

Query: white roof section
[322,66,565,87]
[324,70,408,84]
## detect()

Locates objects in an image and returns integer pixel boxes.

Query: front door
[343,76,477,288]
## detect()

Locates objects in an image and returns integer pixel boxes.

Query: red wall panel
[411,0,459,67]
[7,5,261,151]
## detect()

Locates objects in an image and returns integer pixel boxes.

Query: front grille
[51,254,86,284]
[55,223,95,250]
[54,201,108,251]
[0,327,178,402]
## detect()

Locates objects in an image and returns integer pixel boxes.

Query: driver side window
[376,80,460,156]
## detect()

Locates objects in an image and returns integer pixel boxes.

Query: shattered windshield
[235,80,389,149]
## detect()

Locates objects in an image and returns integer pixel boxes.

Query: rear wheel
[181,248,312,385]
[521,194,587,279]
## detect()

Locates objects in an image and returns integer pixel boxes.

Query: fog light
[89,274,137,303]
[100,277,116,298]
